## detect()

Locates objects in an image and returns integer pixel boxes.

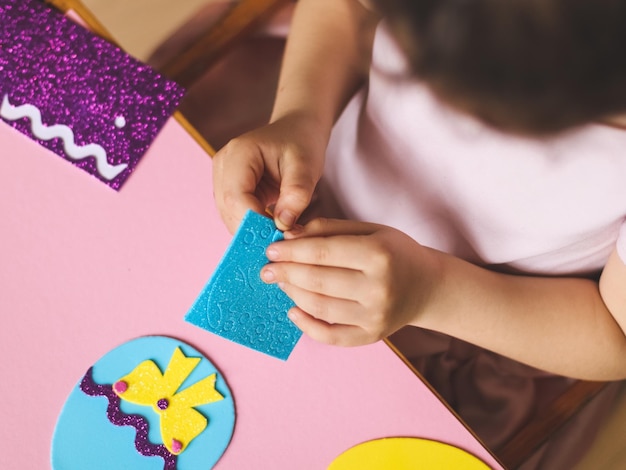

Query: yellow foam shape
[114,347,224,454]
[328,437,491,470]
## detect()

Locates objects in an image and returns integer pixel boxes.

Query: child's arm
[599,248,626,346]
[261,218,626,381]
[212,0,378,233]
[270,0,377,140]
[419,244,626,380]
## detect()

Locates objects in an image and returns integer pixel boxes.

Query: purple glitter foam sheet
[0,0,184,189]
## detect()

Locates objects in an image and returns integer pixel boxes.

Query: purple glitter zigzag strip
[80,367,178,470]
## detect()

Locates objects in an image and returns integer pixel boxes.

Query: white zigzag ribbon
[0,94,127,180]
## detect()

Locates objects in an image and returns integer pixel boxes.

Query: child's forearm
[418,249,626,380]
[270,0,378,137]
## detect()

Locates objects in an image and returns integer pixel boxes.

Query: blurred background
[82,0,209,61]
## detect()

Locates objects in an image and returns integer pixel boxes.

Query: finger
[283,217,380,239]
[288,307,377,347]
[213,142,266,233]
[262,262,364,301]
[274,161,318,231]
[278,282,363,326]
[266,234,378,271]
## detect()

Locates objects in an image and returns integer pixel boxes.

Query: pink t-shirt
[323,24,626,276]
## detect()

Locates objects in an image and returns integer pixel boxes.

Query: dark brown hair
[372,0,626,135]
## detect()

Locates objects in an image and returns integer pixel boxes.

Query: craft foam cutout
[185,210,301,360]
[0,0,184,189]
[113,347,224,455]
[328,437,491,470]
[51,336,235,470]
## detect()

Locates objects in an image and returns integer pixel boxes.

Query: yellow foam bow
[113,347,224,455]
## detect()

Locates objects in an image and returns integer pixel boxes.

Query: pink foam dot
[172,439,183,454]
[113,381,128,394]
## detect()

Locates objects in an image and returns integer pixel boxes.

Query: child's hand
[212,113,328,233]
[260,218,442,346]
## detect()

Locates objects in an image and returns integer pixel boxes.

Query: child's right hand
[212,113,329,233]
[213,0,377,234]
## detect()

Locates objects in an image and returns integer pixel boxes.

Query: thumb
[274,166,318,231]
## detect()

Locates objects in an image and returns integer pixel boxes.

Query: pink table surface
[0,117,503,469]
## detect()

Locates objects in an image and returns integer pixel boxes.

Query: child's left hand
[260,218,442,346]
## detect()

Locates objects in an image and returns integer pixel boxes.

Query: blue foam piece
[185,210,301,360]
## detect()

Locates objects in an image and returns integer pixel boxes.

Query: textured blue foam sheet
[185,210,301,360]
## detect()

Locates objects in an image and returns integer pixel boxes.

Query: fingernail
[277,210,296,229]
[261,268,275,283]
[266,246,279,261]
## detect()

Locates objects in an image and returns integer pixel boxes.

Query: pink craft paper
[0,115,503,469]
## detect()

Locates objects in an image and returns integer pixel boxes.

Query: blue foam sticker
[185,210,301,360]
